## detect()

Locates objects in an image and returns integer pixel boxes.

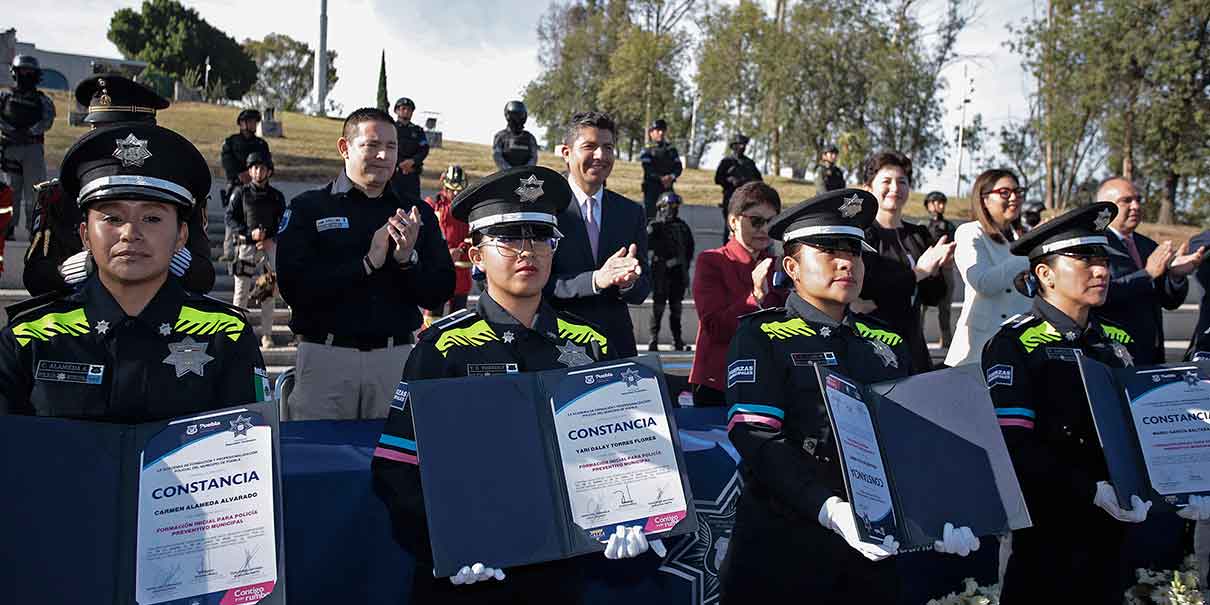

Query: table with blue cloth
[2,408,996,604]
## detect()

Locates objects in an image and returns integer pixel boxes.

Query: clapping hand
[914,235,956,280]
[1168,240,1205,278]
[594,244,643,290]
[388,206,423,263]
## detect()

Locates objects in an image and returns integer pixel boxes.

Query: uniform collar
[475,291,561,342]
[1031,297,1097,342]
[331,170,396,201]
[786,291,853,328]
[83,275,186,336]
[723,238,769,265]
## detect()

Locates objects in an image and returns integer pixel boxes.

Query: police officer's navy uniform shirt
[726,291,911,520]
[395,121,430,169]
[371,293,610,560]
[275,171,455,343]
[220,132,270,186]
[981,298,1135,521]
[0,276,269,421]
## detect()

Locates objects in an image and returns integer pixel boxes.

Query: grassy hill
[40,92,1199,241]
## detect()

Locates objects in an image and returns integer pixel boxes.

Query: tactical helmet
[504,100,528,128]
[394,97,415,111]
[658,191,682,207]
[237,108,262,124]
[924,191,948,207]
[649,118,668,131]
[441,165,468,192]
[12,55,40,71]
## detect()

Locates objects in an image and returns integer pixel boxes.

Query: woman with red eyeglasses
[689,182,788,406]
[944,168,1032,367]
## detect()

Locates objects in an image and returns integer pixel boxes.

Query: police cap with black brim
[75,73,169,125]
[451,165,567,239]
[59,123,211,212]
[1009,202,1117,259]
[768,188,877,253]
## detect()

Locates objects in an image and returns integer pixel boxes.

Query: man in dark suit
[547,111,651,358]
[1097,177,1202,366]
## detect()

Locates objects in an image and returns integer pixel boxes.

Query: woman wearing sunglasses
[945,169,1032,367]
[982,203,1153,604]
[856,151,955,372]
[719,189,980,603]
[689,181,788,405]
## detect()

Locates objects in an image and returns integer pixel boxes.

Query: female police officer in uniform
[981,202,1153,603]
[371,165,663,604]
[0,122,268,420]
[718,189,979,603]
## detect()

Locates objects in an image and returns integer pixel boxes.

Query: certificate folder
[406,358,697,577]
[0,402,286,605]
[816,366,1011,551]
[1077,358,1210,510]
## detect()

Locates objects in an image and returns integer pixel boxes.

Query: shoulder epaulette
[556,312,609,354]
[428,309,474,333]
[852,314,905,346]
[1000,313,1033,328]
[4,289,75,326]
[739,306,784,321]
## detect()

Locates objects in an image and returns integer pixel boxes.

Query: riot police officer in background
[640,118,682,220]
[647,191,694,351]
[21,74,215,296]
[220,109,270,260]
[816,143,845,192]
[0,55,55,239]
[391,97,429,202]
[492,100,539,171]
[714,133,762,244]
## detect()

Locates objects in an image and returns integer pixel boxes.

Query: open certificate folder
[406,358,697,577]
[816,366,1013,551]
[1077,359,1210,509]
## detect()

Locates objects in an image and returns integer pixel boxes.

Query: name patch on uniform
[467,363,520,376]
[1046,348,1083,363]
[315,216,349,232]
[985,364,1014,388]
[35,360,104,384]
[791,352,838,367]
[1193,352,1210,362]
[727,359,757,388]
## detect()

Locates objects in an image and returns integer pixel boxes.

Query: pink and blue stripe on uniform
[374,433,418,465]
[727,404,785,432]
[996,407,1035,430]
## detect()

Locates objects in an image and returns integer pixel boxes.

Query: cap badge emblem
[1094,208,1113,231]
[839,194,863,218]
[113,133,152,167]
[515,174,545,203]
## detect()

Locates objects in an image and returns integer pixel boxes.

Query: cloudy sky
[8,0,1038,195]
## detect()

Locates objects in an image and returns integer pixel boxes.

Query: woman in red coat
[423,166,472,322]
[689,182,787,405]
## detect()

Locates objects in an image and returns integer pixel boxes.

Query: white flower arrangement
[925,555,1205,605]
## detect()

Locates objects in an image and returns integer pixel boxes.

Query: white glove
[1178,495,1210,521]
[602,525,668,560]
[1093,481,1152,523]
[447,562,505,586]
[933,522,980,557]
[59,250,91,284]
[818,496,899,561]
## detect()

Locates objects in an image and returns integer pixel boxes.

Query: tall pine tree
[376,50,389,112]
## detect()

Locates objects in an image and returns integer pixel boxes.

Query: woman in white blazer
[944,169,1031,367]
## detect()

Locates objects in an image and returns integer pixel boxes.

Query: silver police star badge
[820,326,832,338]
[1110,342,1134,367]
[839,194,863,218]
[515,174,545,203]
[159,323,172,336]
[556,341,593,367]
[1065,330,1079,341]
[113,133,153,167]
[95,320,110,335]
[502,331,515,343]
[868,339,899,368]
[163,337,214,377]
[229,414,254,437]
[1094,208,1113,230]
